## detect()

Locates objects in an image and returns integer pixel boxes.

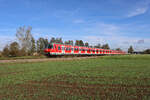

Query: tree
[128,46,134,54]
[9,42,20,57]
[64,41,69,45]
[37,37,48,54]
[55,38,63,44]
[64,40,73,45]
[94,43,101,48]
[2,45,10,57]
[79,40,84,46]
[0,51,2,57]
[69,40,73,46]
[36,40,40,54]
[30,37,36,55]
[101,44,110,49]
[50,37,63,44]
[50,37,55,43]
[44,38,49,48]
[20,47,27,56]
[75,40,84,46]
[85,42,89,47]
[75,40,80,46]
[143,49,150,54]
[16,26,33,54]
[116,48,122,51]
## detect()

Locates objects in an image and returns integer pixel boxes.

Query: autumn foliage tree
[2,45,10,57]
[9,42,20,57]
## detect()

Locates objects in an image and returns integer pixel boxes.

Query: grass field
[0,55,150,100]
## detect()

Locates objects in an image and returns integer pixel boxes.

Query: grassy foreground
[0,55,150,99]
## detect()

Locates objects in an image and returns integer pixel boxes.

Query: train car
[44,43,126,56]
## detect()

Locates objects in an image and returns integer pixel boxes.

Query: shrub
[2,45,10,57]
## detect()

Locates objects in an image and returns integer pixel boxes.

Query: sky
[0,0,150,51]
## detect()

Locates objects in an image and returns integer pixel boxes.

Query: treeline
[127,46,150,54]
[1,26,149,57]
[0,26,110,57]
[0,26,112,57]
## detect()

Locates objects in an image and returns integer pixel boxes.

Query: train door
[53,44,58,55]
[62,46,65,54]
[71,47,74,54]
[57,45,61,55]
[79,47,81,54]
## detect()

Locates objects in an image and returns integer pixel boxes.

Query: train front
[44,44,53,56]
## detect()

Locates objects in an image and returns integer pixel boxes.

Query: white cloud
[127,7,149,17]
[127,0,150,18]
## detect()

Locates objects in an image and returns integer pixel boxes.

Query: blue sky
[0,0,150,51]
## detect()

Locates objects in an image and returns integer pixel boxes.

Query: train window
[48,44,53,49]
[75,48,79,51]
[69,47,71,51]
[66,47,68,51]
[66,47,70,51]
[58,46,61,50]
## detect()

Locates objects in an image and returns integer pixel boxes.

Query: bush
[0,51,2,57]
[9,42,20,57]
[2,45,10,57]
[143,49,150,54]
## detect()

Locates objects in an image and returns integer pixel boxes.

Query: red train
[44,43,126,56]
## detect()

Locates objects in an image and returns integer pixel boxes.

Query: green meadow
[0,55,150,100]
